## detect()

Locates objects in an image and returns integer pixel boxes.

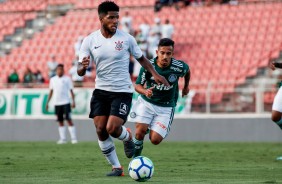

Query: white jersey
[49,75,73,106]
[79,29,143,93]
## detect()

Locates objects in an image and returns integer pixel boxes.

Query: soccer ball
[128,156,154,182]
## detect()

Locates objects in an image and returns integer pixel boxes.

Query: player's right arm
[77,36,91,76]
[46,78,54,111]
[46,90,53,111]
[128,35,169,86]
[137,56,169,87]
[77,56,90,76]
[135,67,154,98]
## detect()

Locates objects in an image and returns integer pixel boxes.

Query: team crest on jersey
[119,103,128,115]
[130,112,136,118]
[115,41,123,51]
[168,74,177,83]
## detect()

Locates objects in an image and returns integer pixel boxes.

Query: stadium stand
[0,13,36,41]
[0,0,282,106]
[0,0,47,12]
[75,0,155,9]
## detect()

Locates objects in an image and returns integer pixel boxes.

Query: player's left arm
[182,70,190,97]
[181,63,190,97]
[70,89,75,108]
[69,78,75,108]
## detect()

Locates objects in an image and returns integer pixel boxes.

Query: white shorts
[272,87,282,112]
[128,96,175,138]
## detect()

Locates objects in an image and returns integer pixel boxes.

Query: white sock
[117,126,130,141]
[68,126,77,140]
[58,126,66,141]
[98,137,121,168]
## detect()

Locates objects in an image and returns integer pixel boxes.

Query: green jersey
[135,57,189,107]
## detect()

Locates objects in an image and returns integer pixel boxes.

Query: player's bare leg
[271,110,282,160]
[67,120,78,144]
[107,116,135,158]
[133,123,149,157]
[271,110,282,125]
[94,116,124,176]
[149,131,164,145]
[57,122,67,144]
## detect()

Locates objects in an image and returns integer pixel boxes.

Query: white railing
[0,79,279,114]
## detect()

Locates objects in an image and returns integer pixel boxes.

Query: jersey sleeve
[135,67,147,85]
[78,36,91,63]
[180,62,189,77]
[128,35,143,60]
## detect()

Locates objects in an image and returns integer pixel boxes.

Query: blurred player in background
[129,38,190,157]
[269,61,282,160]
[77,1,169,176]
[46,64,77,144]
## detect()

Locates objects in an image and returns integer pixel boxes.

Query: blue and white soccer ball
[128,156,154,182]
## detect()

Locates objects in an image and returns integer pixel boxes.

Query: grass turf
[0,142,282,184]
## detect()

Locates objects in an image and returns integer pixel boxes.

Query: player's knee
[67,121,73,126]
[150,138,162,145]
[106,124,119,136]
[135,129,146,140]
[96,126,106,136]
[271,114,281,123]
[150,139,161,145]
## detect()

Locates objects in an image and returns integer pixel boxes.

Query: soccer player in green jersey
[128,38,190,157]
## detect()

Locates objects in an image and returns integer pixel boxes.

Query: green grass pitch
[0,142,282,184]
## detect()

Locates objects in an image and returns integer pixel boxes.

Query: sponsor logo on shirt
[151,83,174,91]
[115,41,123,51]
[119,103,128,115]
[94,45,102,49]
[170,66,182,72]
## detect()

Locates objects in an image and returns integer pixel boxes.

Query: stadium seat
[0,1,281,105]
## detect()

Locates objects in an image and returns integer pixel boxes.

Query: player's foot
[57,139,67,144]
[123,128,135,158]
[106,167,124,176]
[276,156,282,160]
[133,145,143,158]
[71,139,78,144]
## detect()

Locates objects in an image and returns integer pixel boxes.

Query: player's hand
[82,56,90,70]
[269,61,276,70]
[182,87,189,97]
[45,104,48,111]
[145,86,154,98]
[153,74,170,87]
[71,103,76,109]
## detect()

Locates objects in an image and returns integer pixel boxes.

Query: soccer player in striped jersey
[77,1,169,176]
[129,38,190,157]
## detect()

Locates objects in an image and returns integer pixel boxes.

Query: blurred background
[0,0,282,142]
